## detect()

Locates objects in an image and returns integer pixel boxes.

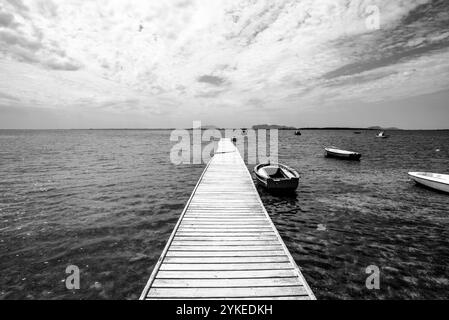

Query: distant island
[202,125,220,130]
[297,126,402,130]
[367,126,401,131]
[250,124,402,130]
[252,124,298,130]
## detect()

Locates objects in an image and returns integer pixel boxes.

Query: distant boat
[294,130,301,136]
[408,172,449,193]
[353,131,362,134]
[376,131,389,138]
[254,163,299,191]
[324,146,362,161]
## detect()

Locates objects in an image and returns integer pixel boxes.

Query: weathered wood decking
[140,138,315,300]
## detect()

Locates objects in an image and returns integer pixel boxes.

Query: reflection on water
[0,129,448,299]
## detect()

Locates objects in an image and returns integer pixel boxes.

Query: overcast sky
[0,0,448,129]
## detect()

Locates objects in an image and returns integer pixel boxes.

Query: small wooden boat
[376,131,389,139]
[294,130,301,136]
[254,163,299,191]
[353,131,362,134]
[324,146,361,160]
[408,172,449,193]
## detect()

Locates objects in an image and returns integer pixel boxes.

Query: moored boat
[376,131,389,138]
[254,163,299,191]
[408,172,449,193]
[324,146,361,160]
[294,130,301,136]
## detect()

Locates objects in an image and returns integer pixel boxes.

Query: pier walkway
[140,138,315,300]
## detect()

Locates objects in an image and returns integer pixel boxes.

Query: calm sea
[0,129,448,299]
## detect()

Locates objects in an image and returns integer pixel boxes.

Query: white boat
[376,131,389,139]
[324,146,361,161]
[408,172,449,193]
[254,163,299,191]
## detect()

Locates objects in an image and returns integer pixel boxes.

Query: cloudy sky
[0,0,448,129]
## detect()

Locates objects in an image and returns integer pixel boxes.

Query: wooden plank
[180,221,269,224]
[179,226,270,230]
[168,245,284,251]
[187,210,264,212]
[184,215,267,218]
[165,250,286,257]
[174,237,278,242]
[147,286,308,298]
[164,256,290,263]
[188,206,265,209]
[177,227,273,231]
[176,233,275,237]
[177,230,274,233]
[182,218,267,221]
[187,207,263,209]
[187,208,264,211]
[183,215,266,218]
[177,230,273,233]
[156,269,298,279]
[180,223,269,227]
[152,277,301,288]
[171,240,280,246]
[160,262,293,271]
[147,296,311,300]
[140,138,315,300]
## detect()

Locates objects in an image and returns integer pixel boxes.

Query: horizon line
[1,127,449,131]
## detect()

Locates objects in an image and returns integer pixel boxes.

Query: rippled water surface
[1,129,448,299]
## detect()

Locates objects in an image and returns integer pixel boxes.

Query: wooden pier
[140,138,315,300]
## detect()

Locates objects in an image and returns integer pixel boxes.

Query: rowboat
[294,130,301,136]
[324,146,361,160]
[376,131,389,138]
[408,172,449,193]
[254,163,299,191]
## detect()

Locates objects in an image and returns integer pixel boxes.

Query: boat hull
[408,172,449,193]
[325,150,361,161]
[255,174,299,190]
[254,164,299,191]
